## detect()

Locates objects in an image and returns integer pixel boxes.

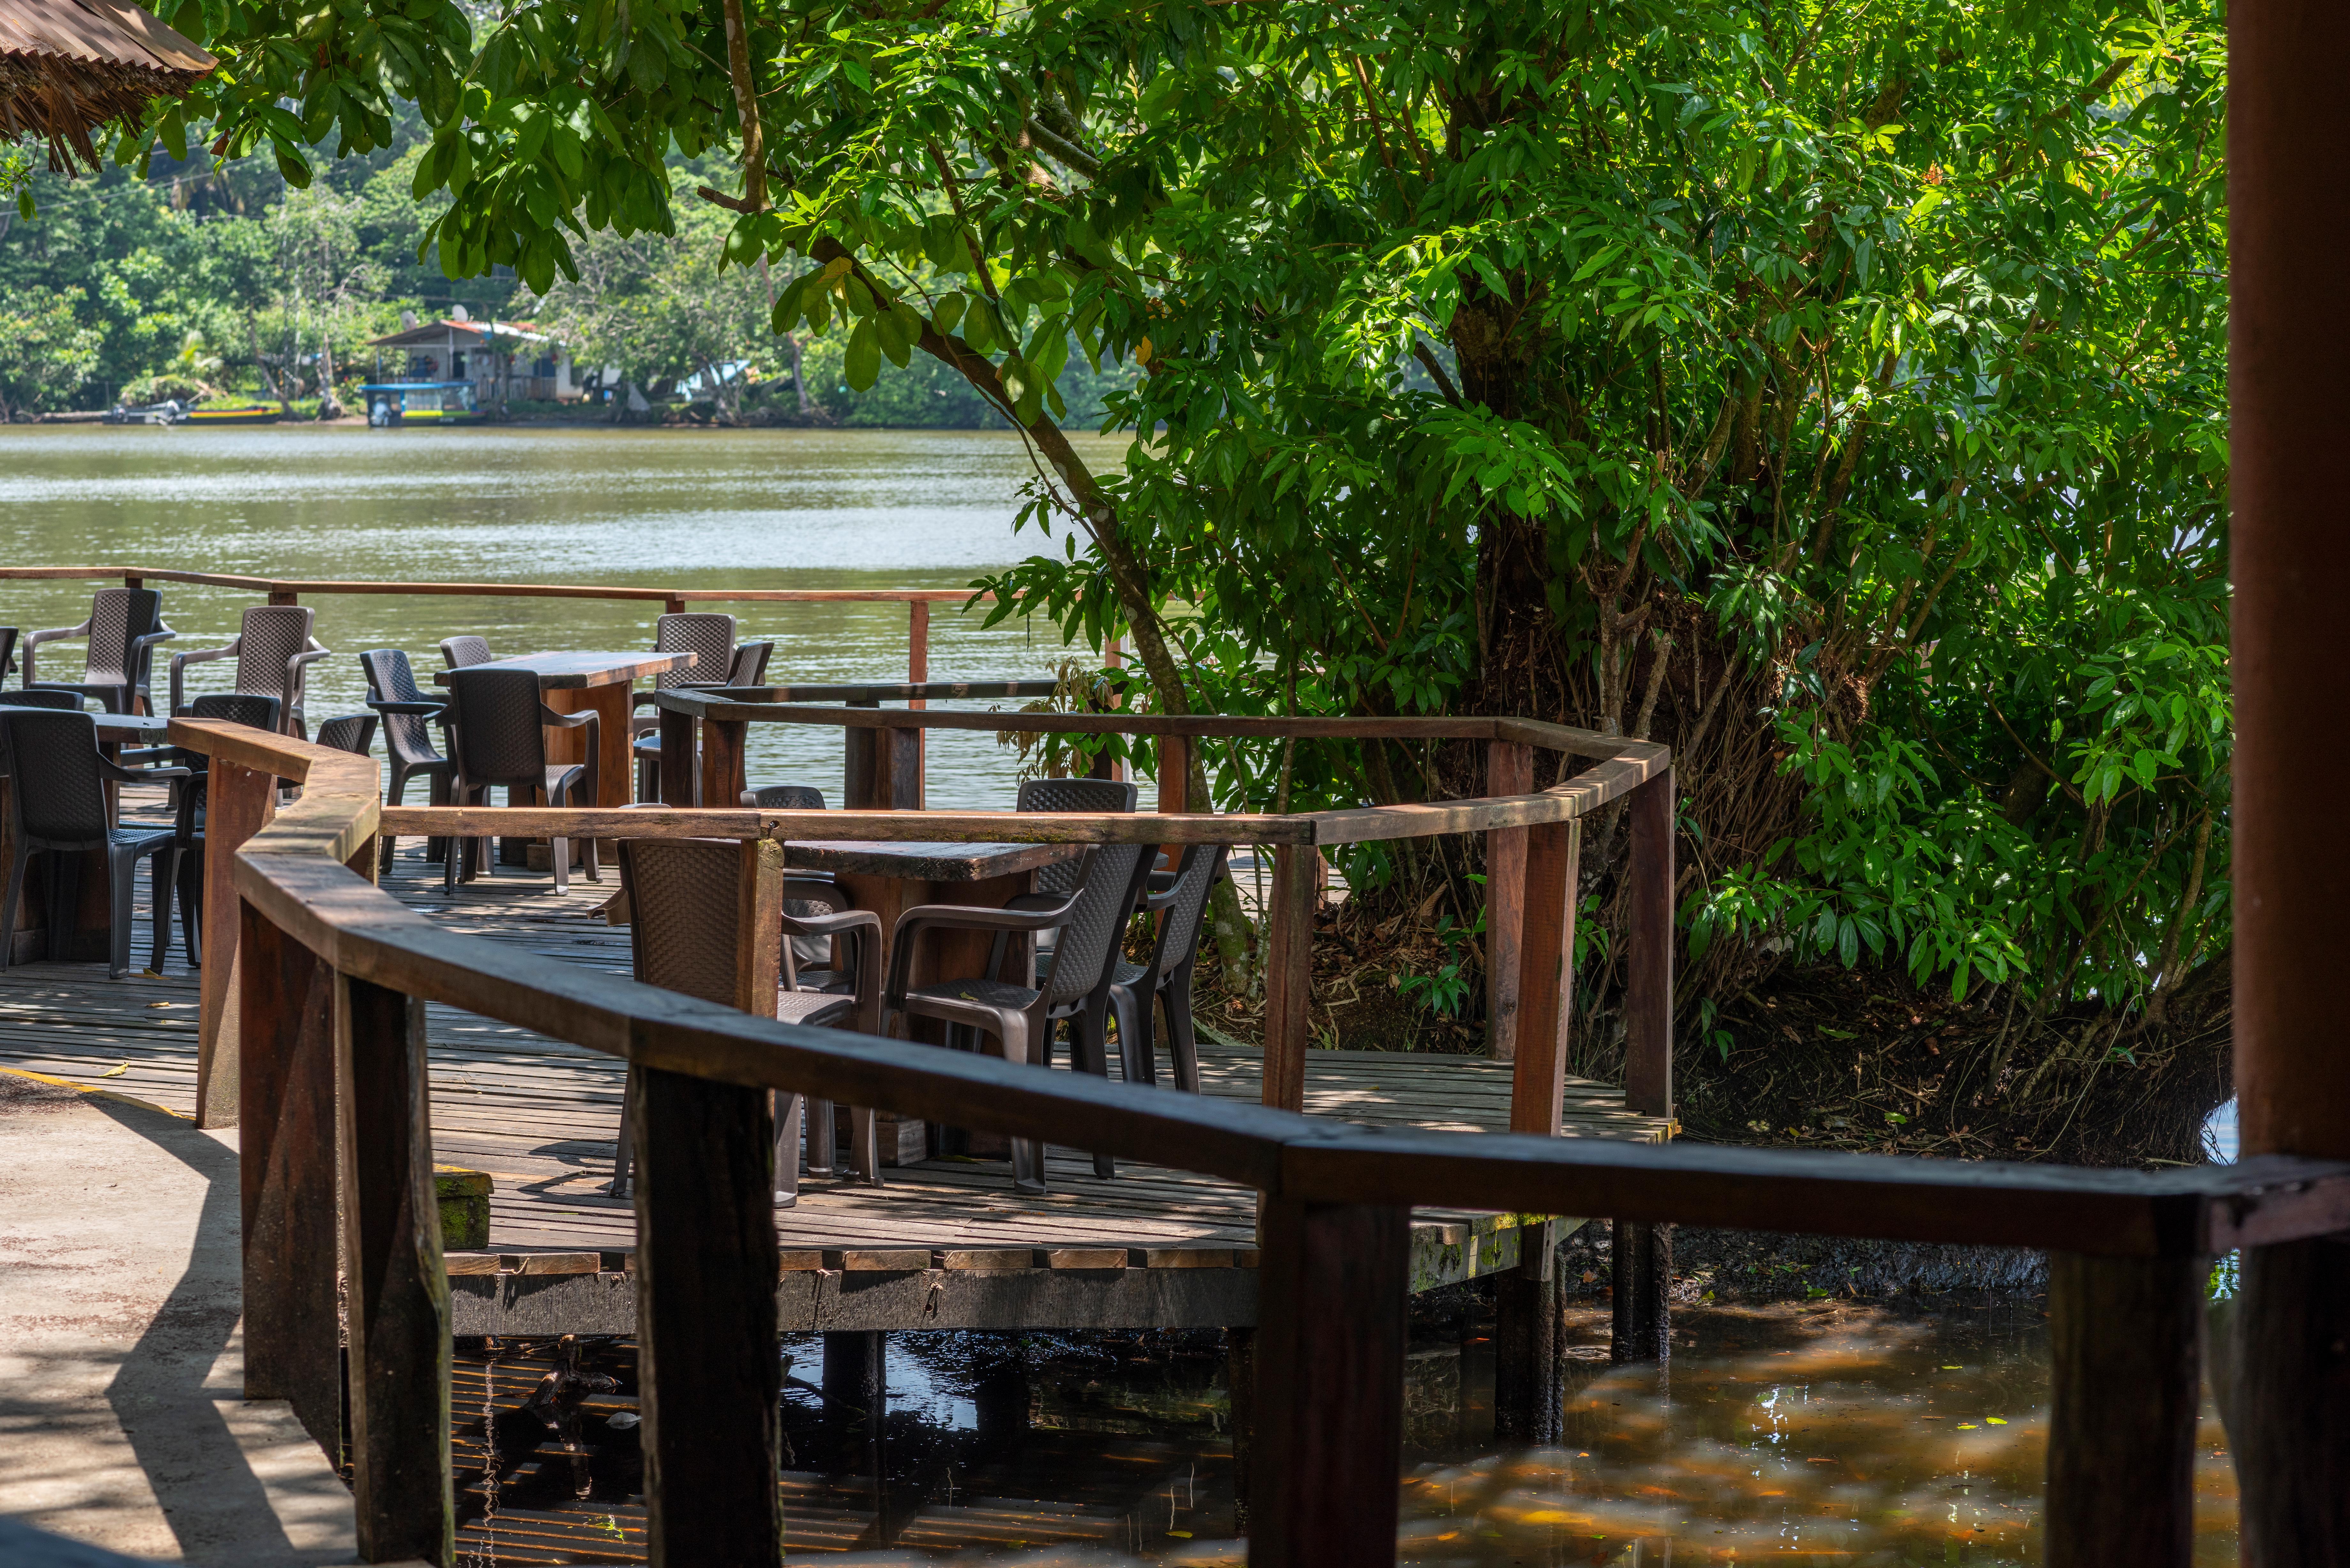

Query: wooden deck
[0,834,1672,1331]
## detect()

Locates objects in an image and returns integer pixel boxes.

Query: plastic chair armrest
[168,642,238,713]
[540,706,597,729]
[368,698,448,716]
[101,758,190,786]
[781,907,881,941]
[777,876,849,911]
[886,900,1075,1005]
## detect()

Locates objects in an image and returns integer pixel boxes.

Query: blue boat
[361,381,484,426]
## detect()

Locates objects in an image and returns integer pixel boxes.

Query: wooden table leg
[543,684,633,859]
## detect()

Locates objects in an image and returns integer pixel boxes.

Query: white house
[364,307,580,402]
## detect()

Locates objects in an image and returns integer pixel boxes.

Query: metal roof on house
[365,319,555,350]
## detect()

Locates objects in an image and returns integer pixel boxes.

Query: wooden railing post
[699,716,748,810]
[194,760,277,1127]
[1254,1198,1409,1567]
[1262,844,1315,1114]
[1613,767,1675,1362]
[657,706,697,806]
[1483,740,1534,1062]
[1497,816,1577,1438]
[635,1059,784,1567]
[238,895,342,1453]
[2044,1251,2202,1567]
[908,598,929,803]
[337,974,453,1565]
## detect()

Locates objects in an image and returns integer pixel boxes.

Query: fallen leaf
[1166,1531,1193,1539]
[1957,1423,1979,1430]
[148,1001,173,1009]
[97,1064,128,1078]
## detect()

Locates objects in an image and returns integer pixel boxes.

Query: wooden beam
[1508,818,1579,1135]
[907,599,929,800]
[195,759,275,1128]
[1262,845,1315,1114]
[634,1063,782,1568]
[1253,1199,1408,1568]
[1610,1220,1670,1363]
[2044,1251,2202,1567]
[237,897,341,1453]
[1484,741,1534,1063]
[337,974,453,1565]
[2234,1237,2350,1564]
[1493,1218,1559,1440]
[1623,768,1674,1119]
[698,717,747,812]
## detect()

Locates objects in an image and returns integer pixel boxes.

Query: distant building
[363,311,580,403]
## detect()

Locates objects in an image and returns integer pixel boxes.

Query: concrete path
[0,1072,358,1565]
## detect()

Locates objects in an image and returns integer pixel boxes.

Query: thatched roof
[0,0,214,174]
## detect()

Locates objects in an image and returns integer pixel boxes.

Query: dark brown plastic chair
[606,837,882,1203]
[156,693,282,966]
[1099,842,1228,1094]
[441,667,600,894]
[440,636,495,670]
[742,784,850,991]
[360,649,454,870]
[168,604,329,737]
[0,709,186,977]
[0,629,18,687]
[629,613,739,802]
[314,714,378,756]
[884,841,1156,1192]
[23,588,176,714]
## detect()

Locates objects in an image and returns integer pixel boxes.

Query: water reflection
[447,1301,2238,1564]
[0,425,1133,808]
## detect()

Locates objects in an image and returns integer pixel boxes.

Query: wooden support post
[1262,844,1315,1113]
[908,599,929,803]
[1610,1220,1671,1363]
[1623,767,1674,1119]
[1254,1199,1408,1568]
[267,589,299,607]
[1225,1326,1255,1534]
[238,897,342,1454]
[1158,735,1191,817]
[664,595,687,616]
[1493,1218,1560,1442]
[634,1062,782,1568]
[698,716,747,813]
[337,975,453,1566]
[2231,6,2350,1556]
[822,1331,884,1414]
[2044,1252,2202,1568]
[195,760,275,1128]
[657,706,696,806]
[1508,819,1579,1137]
[1484,741,1534,1063]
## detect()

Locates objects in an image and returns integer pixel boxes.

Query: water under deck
[0,836,1673,1331]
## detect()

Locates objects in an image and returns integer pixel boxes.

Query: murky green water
[0,424,1132,807]
[451,1300,2237,1564]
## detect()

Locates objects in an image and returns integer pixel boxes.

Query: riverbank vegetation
[12,0,2230,1165]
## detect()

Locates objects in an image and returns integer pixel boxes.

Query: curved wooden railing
[174,711,2350,1568]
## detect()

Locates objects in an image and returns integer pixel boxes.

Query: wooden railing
[172,710,2350,1568]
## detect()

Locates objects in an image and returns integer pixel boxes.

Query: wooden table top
[432,651,696,689]
[0,705,172,739]
[785,839,1081,881]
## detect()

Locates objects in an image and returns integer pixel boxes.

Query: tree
[0,291,102,419]
[152,0,2232,1157]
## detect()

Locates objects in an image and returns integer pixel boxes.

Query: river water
[0,423,1135,806]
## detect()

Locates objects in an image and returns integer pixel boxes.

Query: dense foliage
[32,0,2232,1115]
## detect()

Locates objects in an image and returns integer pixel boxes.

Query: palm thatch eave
[0,0,214,174]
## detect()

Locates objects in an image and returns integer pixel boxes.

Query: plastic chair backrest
[1044,840,1153,1009]
[1018,777,1138,896]
[316,715,375,756]
[440,636,494,670]
[85,588,163,686]
[0,690,84,712]
[444,667,548,783]
[186,692,283,730]
[360,649,441,766]
[747,784,826,810]
[231,606,316,700]
[729,641,773,686]
[1152,843,1228,982]
[654,613,735,691]
[619,837,749,1008]
[0,710,108,842]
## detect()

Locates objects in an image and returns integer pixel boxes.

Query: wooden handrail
[169,714,2323,1567]
[0,564,989,606]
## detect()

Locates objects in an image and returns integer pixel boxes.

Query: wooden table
[0,710,173,963]
[433,651,695,811]
[787,839,1081,1162]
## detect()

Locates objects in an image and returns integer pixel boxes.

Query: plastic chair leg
[804,1097,838,1176]
[0,846,29,972]
[147,846,176,974]
[179,843,202,967]
[1165,963,1202,1093]
[847,1107,883,1187]
[107,845,140,978]
[608,1067,636,1198]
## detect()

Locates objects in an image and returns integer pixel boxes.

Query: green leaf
[844,319,881,390]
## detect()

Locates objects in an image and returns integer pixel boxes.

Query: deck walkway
[0,837,1672,1331]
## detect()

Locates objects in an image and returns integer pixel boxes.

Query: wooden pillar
[195,759,276,1128]
[1493,1219,1560,1442]
[1483,741,1534,1062]
[634,1062,783,1568]
[267,588,299,607]
[238,895,342,1454]
[1225,1325,1255,1533]
[337,975,453,1566]
[1611,1220,1671,1363]
[2043,1252,2202,1567]
[1253,1199,1408,1568]
[908,599,929,803]
[1158,735,1191,817]
[1623,768,1674,1118]
[2232,3,2350,1560]
[1508,819,1578,1136]
[1261,844,1315,1113]
[822,1331,884,1413]
[698,716,748,812]
[657,706,696,806]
